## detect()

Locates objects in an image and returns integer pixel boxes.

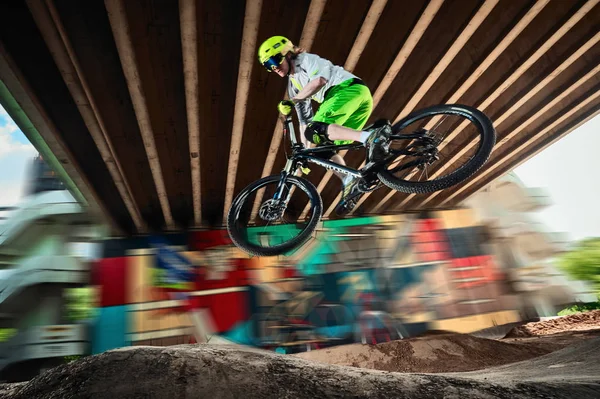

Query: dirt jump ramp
[4,337,600,399]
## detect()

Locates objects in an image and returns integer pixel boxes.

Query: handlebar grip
[278,100,294,116]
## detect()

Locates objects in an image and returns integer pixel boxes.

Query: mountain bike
[227,104,496,257]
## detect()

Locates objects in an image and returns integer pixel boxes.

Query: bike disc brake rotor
[258,199,286,222]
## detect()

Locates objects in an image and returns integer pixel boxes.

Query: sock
[359,131,371,143]
[342,175,353,185]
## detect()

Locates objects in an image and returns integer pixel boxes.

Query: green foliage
[0,328,17,342]
[63,288,96,362]
[557,300,600,316]
[558,237,600,291]
[64,287,96,322]
[64,355,83,363]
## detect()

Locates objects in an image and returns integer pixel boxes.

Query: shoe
[364,120,392,162]
[335,177,364,216]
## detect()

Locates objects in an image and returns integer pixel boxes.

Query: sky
[514,113,600,242]
[0,104,37,207]
[0,101,598,241]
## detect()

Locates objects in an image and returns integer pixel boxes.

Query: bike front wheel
[377,104,496,194]
[227,174,322,257]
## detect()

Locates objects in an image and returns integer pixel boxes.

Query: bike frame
[272,115,430,202]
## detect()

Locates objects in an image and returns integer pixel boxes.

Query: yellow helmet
[258,36,294,72]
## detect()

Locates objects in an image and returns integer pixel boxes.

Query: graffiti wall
[91,209,525,354]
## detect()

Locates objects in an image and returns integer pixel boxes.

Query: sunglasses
[262,53,285,72]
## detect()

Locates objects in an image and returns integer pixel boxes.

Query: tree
[64,287,95,322]
[559,238,600,292]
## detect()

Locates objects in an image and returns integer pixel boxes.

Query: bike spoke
[280,215,297,241]
[384,110,485,185]
[431,115,448,134]
[235,176,318,253]
[262,220,272,233]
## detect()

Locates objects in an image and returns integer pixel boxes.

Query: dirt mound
[0,383,24,399]
[5,343,599,399]
[505,310,600,338]
[295,333,551,373]
[461,336,600,384]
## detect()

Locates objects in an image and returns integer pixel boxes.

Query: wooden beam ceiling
[0,0,598,235]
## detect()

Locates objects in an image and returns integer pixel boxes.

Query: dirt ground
[504,309,600,337]
[2,337,598,399]
[295,333,554,373]
[1,313,599,398]
[295,312,600,373]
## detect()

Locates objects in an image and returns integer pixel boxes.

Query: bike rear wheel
[227,175,322,257]
[377,104,495,193]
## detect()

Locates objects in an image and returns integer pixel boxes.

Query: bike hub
[259,199,285,222]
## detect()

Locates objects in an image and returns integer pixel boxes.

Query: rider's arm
[294,99,313,124]
[296,106,313,148]
[292,76,327,101]
[288,81,314,147]
[300,124,310,148]
[295,101,313,143]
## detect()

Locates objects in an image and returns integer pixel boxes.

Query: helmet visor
[262,53,284,72]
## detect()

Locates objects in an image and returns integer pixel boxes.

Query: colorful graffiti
[91,209,525,355]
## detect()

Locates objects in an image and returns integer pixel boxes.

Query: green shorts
[312,78,373,146]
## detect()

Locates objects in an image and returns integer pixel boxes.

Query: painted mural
[91,209,523,354]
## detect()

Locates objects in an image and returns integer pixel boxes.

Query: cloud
[0,104,36,206]
[0,150,35,206]
[0,104,36,158]
[0,181,26,206]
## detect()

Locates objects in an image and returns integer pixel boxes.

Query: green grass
[557,300,600,316]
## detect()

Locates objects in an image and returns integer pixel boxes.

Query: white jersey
[287,52,356,125]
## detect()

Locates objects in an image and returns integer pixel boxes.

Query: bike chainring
[358,179,381,193]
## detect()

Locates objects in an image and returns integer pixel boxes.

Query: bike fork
[274,159,295,202]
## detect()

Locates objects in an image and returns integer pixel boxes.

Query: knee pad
[304,121,331,144]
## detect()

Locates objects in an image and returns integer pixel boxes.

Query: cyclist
[258,35,392,214]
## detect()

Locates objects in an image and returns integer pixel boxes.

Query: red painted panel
[449,255,500,289]
[411,218,452,263]
[283,267,298,279]
[189,230,232,251]
[187,291,248,332]
[96,257,128,307]
[191,258,253,291]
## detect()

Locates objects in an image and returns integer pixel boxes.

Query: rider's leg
[307,83,373,182]
[327,124,363,142]
[329,96,373,184]
[309,81,371,141]
[326,86,381,215]
[327,124,374,143]
[327,90,377,165]
[311,83,391,167]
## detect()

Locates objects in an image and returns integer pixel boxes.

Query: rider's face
[273,58,289,77]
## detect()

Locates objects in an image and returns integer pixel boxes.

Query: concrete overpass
[0,0,598,235]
